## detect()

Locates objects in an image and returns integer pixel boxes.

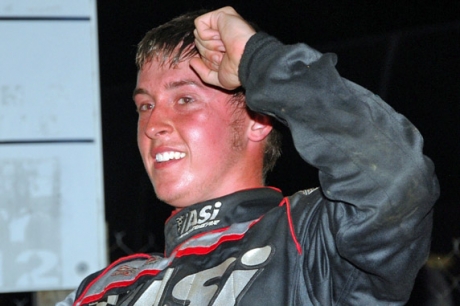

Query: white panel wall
[0,0,106,292]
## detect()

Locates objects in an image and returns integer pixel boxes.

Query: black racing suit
[59,32,439,306]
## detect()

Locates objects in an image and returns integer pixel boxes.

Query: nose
[143,105,174,139]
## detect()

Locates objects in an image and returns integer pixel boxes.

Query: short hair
[136,10,205,69]
[136,10,281,178]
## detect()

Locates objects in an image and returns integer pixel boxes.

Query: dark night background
[1,1,459,304]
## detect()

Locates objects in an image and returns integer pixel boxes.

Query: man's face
[134,56,253,208]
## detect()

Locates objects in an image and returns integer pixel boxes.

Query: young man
[60,6,439,306]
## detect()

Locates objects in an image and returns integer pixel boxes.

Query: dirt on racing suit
[59,32,439,306]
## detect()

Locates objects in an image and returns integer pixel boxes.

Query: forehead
[136,56,201,88]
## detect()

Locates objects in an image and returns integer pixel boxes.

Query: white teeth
[156,151,186,162]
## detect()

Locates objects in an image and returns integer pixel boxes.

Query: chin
[155,190,186,208]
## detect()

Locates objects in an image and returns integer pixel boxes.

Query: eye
[137,103,154,113]
[177,97,194,105]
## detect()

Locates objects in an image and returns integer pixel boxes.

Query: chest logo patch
[134,245,273,305]
[176,201,222,237]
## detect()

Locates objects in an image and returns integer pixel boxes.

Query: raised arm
[239,32,439,302]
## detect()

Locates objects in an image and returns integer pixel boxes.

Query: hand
[190,6,256,90]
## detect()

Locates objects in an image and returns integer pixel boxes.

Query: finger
[196,53,222,74]
[194,39,225,68]
[194,35,226,53]
[194,11,220,38]
[203,53,223,71]
[189,57,222,87]
[193,27,221,41]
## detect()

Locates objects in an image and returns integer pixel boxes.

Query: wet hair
[136,9,206,69]
[136,10,281,178]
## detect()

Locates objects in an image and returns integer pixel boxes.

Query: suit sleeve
[239,32,439,302]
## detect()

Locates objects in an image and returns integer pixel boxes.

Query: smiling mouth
[156,151,186,163]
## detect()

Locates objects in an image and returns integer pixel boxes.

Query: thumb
[189,57,222,87]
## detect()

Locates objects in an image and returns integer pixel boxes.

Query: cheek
[184,117,231,154]
[201,112,231,139]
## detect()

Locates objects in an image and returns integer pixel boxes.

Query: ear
[247,113,273,142]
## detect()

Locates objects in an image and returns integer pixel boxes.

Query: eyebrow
[166,80,199,90]
[132,79,200,100]
[132,88,148,100]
